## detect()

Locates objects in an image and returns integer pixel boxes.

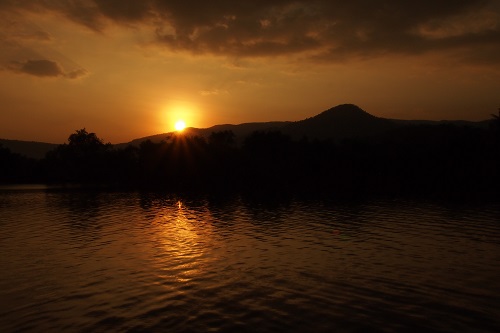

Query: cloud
[0,34,88,79]
[200,89,229,96]
[6,59,87,79]
[9,59,62,77]
[1,0,499,64]
[0,16,52,42]
[0,11,88,79]
[65,68,88,79]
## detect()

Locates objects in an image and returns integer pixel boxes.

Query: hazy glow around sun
[162,100,201,133]
[175,120,186,131]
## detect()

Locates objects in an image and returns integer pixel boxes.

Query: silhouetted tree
[68,128,105,147]
[0,144,37,183]
[209,130,235,148]
[42,129,112,183]
[205,131,239,190]
[31,122,498,198]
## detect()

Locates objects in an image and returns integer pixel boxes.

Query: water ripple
[0,190,499,332]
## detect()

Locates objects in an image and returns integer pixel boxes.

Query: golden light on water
[148,199,218,283]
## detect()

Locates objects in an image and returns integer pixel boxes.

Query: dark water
[1,187,499,332]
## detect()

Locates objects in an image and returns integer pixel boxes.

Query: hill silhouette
[282,104,396,140]
[0,139,58,159]
[2,104,491,158]
[119,104,488,149]
[123,104,488,147]
[119,121,289,149]
[1,109,498,199]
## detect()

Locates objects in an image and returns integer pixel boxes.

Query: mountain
[125,103,490,146]
[282,104,396,140]
[118,121,290,148]
[119,104,394,146]
[0,139,58,159]
[3,104,491,158]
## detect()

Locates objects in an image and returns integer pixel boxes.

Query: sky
[1,0,499,144]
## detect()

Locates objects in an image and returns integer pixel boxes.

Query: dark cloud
[1,0,499,63]
[0,14,88,79]
[94,0,151,22]
[9,59,63,77]
[65,68,88,79]
[7,59,87,79]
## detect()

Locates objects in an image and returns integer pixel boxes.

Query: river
[0,186,499,332]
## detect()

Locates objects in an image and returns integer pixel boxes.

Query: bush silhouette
[4,123,497,199]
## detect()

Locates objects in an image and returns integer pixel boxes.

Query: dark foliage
[41,128,113,184]
[0,143,38,183]
[2,123,499,199]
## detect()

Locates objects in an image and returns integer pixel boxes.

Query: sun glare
[162,100,200,133]
[175,120,186,131]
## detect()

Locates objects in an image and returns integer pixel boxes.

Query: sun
[175,120,186,131]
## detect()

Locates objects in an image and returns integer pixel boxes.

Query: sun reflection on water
[150,199,216,285]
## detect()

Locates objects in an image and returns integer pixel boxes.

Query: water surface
[1,188,499,332]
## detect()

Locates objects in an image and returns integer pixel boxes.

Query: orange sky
[1,1,499,143]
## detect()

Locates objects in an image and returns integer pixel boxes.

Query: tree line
[1,120,499,199]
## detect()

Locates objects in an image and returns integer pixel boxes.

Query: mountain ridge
[0,139,59,160]
[2,104,492,158]
[283,104,396,140]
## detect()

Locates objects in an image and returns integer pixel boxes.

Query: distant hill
[120,104,396,146]
[0,139,58,159]
[282,104,396,140]
[391,118,491,128]
[123,104,490,147]
[3,104,491,158]
[118,121,290,148]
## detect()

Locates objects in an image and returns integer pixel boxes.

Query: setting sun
[175,120,186,131]
[163,101,200,133]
